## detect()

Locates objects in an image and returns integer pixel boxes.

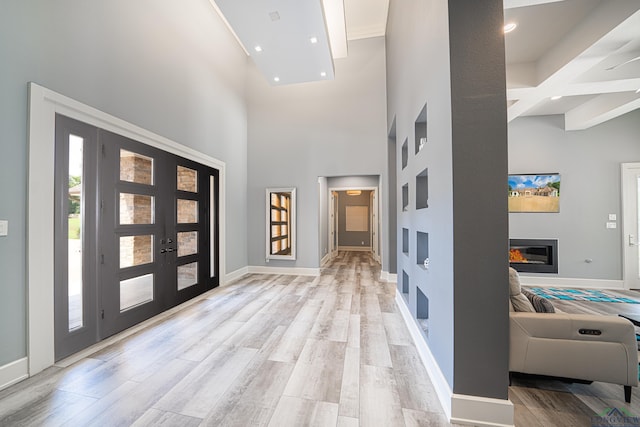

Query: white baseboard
[248,266,320,276]
[379,271,398,283]
[320,253,331,266]
[395,290,453,417]
[518,275,624,290]
[0,357,28,391]
[395,290,514,427]
[451,394,514,427]
[338,246,371,252]
[224,266,249,285]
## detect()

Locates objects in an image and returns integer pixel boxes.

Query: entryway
[622,162,640,289]
[54,114,219,360]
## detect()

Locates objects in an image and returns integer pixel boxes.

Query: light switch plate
[606,222,617,229]
[609,214,617,221]
[0,220,8,236]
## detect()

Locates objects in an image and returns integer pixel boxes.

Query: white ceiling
[505,0,640,130]
[212,0,640,129]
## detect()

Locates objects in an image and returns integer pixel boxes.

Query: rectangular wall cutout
[402,184,409,212]
[417,231,429,268]
[402,270,409,299]
[402,228,409,255]
[416,168,428,210]
[416,287,429,337]
[414,104,427,154]
[401,138,408,169]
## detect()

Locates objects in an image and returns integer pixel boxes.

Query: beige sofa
[509,268,638,402]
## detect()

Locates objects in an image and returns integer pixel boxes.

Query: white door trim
[27,82,227,376]
[622,162,640,290]
[328,186,380,256]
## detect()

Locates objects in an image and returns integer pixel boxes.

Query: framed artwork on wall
[508,173,561,213]
[266,187,296,260]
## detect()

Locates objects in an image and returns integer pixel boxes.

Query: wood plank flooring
[4,252,639,426]
[0,252,458,427]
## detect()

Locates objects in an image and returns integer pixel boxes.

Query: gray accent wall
[247,38,388,270]
[386,0,509,399]
[337,191,372,247]
[509,112,640,280]
[0,0,248,367]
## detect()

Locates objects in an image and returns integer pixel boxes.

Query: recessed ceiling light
[550,95,563,101]
[310,37,318,44]
[254,45,262,52]
[320,71,327,77]
[503,23,517,34]
[269,11,280,21]
[273,77,280,82]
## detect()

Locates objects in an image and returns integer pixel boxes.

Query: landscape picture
[508,174,561,213]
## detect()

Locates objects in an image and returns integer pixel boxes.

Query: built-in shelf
[414,104,427,154]
[402,184,409,212]
[416,168,428,210]
[417,231,429,269]
[401,138,408,169]
[416,287,429,337]
[402,228,409,255]
[402,270,409,300]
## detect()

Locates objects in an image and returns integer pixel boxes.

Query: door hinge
[100,200,104,210]
[101,254,105,264]
[101,309,105,319]
[101,144,106,157]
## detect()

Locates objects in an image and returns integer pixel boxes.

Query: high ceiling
[212,0,640,130]
[505,0,640,130]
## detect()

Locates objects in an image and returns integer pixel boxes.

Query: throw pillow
[522,289,555,313]
[511,292,535,312]
[508,267,522,296]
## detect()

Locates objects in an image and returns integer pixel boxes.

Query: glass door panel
[119,193,155,224]
[68,134,84,331]
[120,274,154,311]
[177,263,198,290]
[177,231,198,257]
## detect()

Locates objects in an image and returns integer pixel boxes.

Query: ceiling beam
[507,3,640,125]
[565,92,640,130]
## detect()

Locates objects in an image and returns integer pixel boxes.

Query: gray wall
[337,191,372,247]
[386,0,509,399]
[0,0,248,367]
[247,38,388,269]
[509,112,640,280]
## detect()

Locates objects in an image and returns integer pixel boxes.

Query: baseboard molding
[451,394,514,427]
[395,290,514,427]
[379,271,398,283]
[248,266,320,276]
[320,253,331,267]
[0,357,28,391]
[224,266,249,285]
[395,290,453,417]
[518,275,624,290]
[338,246,371,252]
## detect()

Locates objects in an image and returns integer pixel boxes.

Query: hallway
[0,252,455,426]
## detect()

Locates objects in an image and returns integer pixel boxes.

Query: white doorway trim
[622,162,640,290]
[27,83,227,376]
[328,186,380,257]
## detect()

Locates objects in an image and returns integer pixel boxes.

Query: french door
[622,163,640,289]
[54,115,219,360]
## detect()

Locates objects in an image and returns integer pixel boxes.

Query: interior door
[622,163,640,289]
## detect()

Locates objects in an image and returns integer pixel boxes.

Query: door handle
[166,248,175,252]
[160,248,167,254]
[629,235,639,247]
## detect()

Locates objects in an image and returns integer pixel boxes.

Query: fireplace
[509,239,558,274]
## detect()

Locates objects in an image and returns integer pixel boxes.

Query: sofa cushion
[522,289,555,313]
[509,267,522,296]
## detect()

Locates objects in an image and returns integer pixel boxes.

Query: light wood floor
[0,252,459,427]
[4,252,640,427]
